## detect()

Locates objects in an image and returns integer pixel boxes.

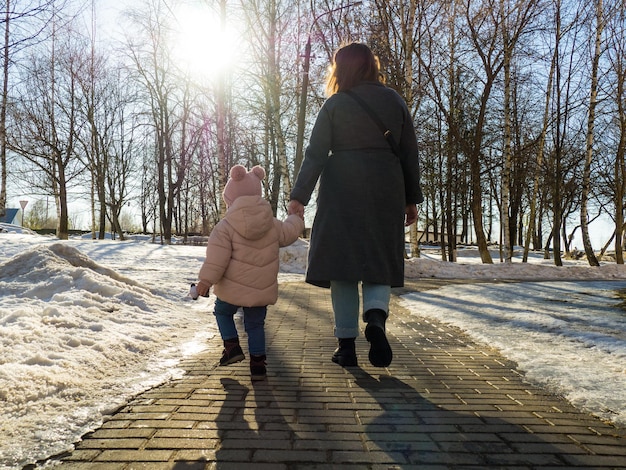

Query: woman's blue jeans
[330,281,390,338]
[213,297,267,356]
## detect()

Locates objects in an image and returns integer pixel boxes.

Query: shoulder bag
[343,89,401,157]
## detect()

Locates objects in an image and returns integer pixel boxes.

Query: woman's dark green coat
[290,82,423,288]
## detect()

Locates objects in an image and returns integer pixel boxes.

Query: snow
[0,226,625,469]
[401,282,626,427]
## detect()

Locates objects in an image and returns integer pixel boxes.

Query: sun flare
[171,4,241,80]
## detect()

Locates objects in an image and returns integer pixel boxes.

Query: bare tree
[240,0,296,215]
[523,37,557,261]
[138,140,159,236]
[418,0,507,263]
[370,0,428,258]
[600,0,626,263]
[580,0,603,266]
[76,60,140,240]
[545,1,591,265]
[8,23,87,239]
[123,0,199,243]
[0,0,57,218]
[497,0,541,262]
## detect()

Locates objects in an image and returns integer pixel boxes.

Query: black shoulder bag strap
[344,90,401,157]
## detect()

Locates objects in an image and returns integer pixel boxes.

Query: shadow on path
[347,367,606,468]
[214,377,294,468]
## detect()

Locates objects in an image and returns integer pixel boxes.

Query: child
[191,164,304,381]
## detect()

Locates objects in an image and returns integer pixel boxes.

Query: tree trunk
[611,5,626,264]
[551,1,563,267]
[157,126,168,242]
[470,150,493,263]
[523,42,556,262]
[445,2,458,262]
[0,2,9,219]
[55,151,69,239]
[215,0,229,220]
[615,106,625,264]
[580,0,602,266]
[501,0,513,262]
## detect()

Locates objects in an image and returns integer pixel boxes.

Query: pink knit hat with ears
[222,164,266,207]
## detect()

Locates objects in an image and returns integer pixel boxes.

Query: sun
[170,3,241,81]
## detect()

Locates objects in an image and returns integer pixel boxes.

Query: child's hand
[288,199,305,219]
[190,281,212,300]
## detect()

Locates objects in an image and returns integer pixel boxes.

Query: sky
[0,224,625,469]
[3,0,618,250]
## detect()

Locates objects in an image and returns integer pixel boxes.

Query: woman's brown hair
[325,42,383,96]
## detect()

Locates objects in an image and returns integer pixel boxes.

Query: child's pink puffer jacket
[198,195,304,307]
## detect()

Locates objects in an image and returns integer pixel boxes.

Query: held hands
[287,199,305,219]
[405,204,418,226]
[189,281,212,300]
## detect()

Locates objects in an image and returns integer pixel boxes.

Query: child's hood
[225,195,274,240]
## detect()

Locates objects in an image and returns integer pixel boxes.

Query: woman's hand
[288,199,305,219]
[405,204,418,226]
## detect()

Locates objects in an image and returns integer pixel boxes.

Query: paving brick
[252,449,327,463]
[76,438,147,450]
[126,419,196,429]
[171,449,216,462]
[150,429,218,439]
[561,454,626,467]
[89,429,155,439]
[60,449,103,462]
[94,449,174,462]
[47,281,625,469]
[218,438,292,450]
[144,437,219,450]
[293,439,365,451]
[57,463,126,469]
[206,463,285,470]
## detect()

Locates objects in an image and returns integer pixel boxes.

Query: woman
[288,42,423,368]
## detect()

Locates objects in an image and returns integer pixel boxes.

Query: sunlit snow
[1,224,624,469]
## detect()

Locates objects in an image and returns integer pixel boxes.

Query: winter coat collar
[225,195,274,241]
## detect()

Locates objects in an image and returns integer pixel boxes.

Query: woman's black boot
[364,309,392,367]
[332,337,358,366]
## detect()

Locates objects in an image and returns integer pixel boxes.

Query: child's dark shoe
[250,354,267,381]
[219,338,245,366]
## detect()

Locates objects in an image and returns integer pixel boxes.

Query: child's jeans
[213,297,267,356]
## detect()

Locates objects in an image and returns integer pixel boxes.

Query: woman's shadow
[347,369,443,463]
[345,367,580,467]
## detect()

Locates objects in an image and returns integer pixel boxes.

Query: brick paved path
[55,280,625,469]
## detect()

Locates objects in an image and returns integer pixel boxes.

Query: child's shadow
[215,377,291,467]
